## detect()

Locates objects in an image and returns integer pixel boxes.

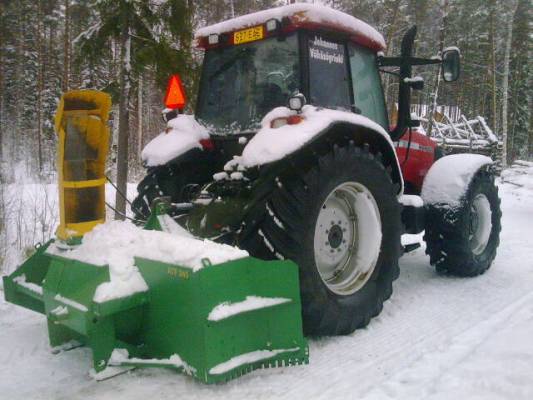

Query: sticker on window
[309,36,344,64]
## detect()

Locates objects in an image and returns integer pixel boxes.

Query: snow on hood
[421,154,493,207]
[47,220,248,303]
[231,105,397,170]
[195,3,385,51]
[141,115,209,167]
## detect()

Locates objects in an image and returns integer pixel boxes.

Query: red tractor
[133,4,501,336]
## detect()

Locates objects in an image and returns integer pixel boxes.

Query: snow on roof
[195,3,386,51]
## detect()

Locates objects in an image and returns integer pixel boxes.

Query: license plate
[234,26,264,45]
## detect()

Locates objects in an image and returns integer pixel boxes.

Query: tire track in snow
[359,289,533,400]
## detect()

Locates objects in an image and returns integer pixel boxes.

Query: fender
[309,121,404,194]
[239,106,404,194]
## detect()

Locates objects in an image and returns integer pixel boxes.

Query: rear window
[349,44,388,128]
[308,35,351,111]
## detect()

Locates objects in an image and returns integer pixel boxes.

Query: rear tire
[239,144,402,336]
[132,163,208,221]
[424,169,501,276]
[132,166,185,221]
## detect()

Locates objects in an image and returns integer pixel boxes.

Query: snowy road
[1,170,532,400]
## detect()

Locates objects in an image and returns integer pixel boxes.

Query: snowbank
[47,220,248,302]
[233,105,397,169]
[421,154,493,207]
[501,160,533,199]
[195,3,385,51]
[141,115,209,167]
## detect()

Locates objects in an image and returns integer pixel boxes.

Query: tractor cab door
[304,32,389,130]
[347,43,389,129]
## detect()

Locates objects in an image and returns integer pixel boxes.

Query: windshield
[196,34,300,134]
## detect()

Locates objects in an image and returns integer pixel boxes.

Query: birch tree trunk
[426,0,448,137]
[488,0,498,133]
[37,0,44,173]
[0,1,4,176]
[385,0,401,52]
[63,0,70,91]
[115,21,131,220]
[501,2,518,168]
[137,74,143,160]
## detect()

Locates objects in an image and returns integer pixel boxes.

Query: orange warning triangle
[164,74,186,110]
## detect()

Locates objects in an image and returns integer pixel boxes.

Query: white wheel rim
[313,182,382,296]
[469,193,492,255]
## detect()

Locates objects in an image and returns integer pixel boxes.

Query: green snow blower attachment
[2,90,308,383]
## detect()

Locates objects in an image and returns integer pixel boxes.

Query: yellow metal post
[54,90,111,242]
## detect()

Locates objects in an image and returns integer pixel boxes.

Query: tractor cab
[195,5,389,135]
[194,3,459,141]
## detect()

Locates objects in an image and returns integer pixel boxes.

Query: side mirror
[442,47,460,82]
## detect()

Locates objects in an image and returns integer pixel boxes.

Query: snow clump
[234,105,397,169]
[48,220,248,302]
[421,153,493,207]
[141,115,209,167]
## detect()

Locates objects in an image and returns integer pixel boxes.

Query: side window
[308,35,351,110]
[348,44,388,129]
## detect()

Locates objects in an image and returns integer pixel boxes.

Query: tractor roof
[195,3,386,52]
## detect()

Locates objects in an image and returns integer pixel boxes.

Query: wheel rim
[469,193,492,255]
[313,182,382,296]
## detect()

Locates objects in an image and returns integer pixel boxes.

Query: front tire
[424,169,502,276]
[240,144,402,336]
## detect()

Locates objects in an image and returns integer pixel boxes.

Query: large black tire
[424,169,501,276]
[132,166,185,221]
[239,144,402,336]
[132,157,216,221]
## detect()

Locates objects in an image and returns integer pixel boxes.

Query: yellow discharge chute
[54,90,111,242]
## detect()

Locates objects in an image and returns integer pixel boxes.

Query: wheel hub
[313,182,382,296]
[328,225,343,249]
[469,193,492,255]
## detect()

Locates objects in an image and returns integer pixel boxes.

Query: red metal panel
[396,130,437,193]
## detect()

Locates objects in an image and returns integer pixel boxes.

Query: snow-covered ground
[1,163,532,400]
[0,182,137,275]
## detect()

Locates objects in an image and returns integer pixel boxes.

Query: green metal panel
[2,241,53,314]
[133,256,308,383]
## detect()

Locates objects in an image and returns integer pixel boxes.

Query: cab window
[348,44,388,128]
[308,35,351,111]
